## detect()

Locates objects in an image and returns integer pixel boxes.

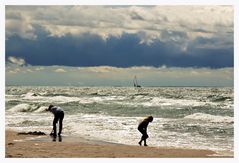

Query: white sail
[133,76,141,87]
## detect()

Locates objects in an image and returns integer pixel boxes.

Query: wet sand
[5,130,230,158]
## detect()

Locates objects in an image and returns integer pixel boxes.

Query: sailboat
[133,76,141,88]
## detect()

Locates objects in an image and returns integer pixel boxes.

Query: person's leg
[138,129,146,146]
[139,135,143,146]
[53,116,58,137]
[138,129,142,145]
[143,133,149,146]
[58,112,64,135]
[143,139,147,146]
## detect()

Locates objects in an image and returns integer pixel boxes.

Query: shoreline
[5,130,232,158]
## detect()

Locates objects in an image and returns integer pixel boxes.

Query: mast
[133,76,136,87]
[134,76,141,87]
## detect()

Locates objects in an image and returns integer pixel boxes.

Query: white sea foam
[22,92,38,98]
[5,95,19,102]
[8,103,47,113]
[8,103,33,112]
[139,97,206,107]
[66,114,142,145]
[22,94,80,104]
[34,106,47,113]
[5,86,234,154]
[144,97,206,108]
[64,114,233,152]
[21,93,128,105]
[184,113,233,123]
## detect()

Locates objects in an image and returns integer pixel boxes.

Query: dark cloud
[6,32,233,68]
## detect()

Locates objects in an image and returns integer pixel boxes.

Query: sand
[5,130,230,158]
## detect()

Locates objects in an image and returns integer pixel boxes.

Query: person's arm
[145,121,150,132]
[139,120,149,129]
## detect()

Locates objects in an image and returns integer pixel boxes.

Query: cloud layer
[5,6,234,69]
[6,64,233,87]
[6,6,233,42]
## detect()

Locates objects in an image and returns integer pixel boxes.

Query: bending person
[47,105,64,137]
[138,116,153,146]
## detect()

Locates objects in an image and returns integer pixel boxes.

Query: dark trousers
[138,128,149,140]
[53,111,64,136]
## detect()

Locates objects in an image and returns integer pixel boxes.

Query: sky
[5,5,234,86]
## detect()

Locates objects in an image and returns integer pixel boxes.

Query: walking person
[138,116,153,146]
[47,105,64,138]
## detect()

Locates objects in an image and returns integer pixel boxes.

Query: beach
[4,3,235,159]
[5,86,234,157]
[6,130,223,158]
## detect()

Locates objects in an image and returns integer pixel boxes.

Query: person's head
[47,105,54,111]
[145,116,153,122]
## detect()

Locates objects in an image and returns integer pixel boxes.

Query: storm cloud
[6,31,233,68]
[5,6,233,68]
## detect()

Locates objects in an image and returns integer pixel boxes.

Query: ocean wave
[22,94,80,104]
[34,106,48,113]
[141,97,205,107]
[21,91,127,105]
[207,95,233,102]
[184,113,233,123]
[8,103,34,112]
[8,103,47,113]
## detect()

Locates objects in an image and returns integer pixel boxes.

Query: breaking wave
[207,95,233,102]
[8,103,47,113]
[184,113,233,123]
[5,86,234,153]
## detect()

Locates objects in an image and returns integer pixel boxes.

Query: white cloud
[81,66,125,73]
[6,65,233,86]
[8,68,21,74]
[26,69,33,73]
[5,9,37,40]
[54,68,66,73]
[5,6,233,47]
[7,56,26,66]
[35,67,45,71]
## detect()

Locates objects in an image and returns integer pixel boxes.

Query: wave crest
[184,113,233,123]
[8,103,47,113]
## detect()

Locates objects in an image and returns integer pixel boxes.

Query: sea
[5,86,234,155]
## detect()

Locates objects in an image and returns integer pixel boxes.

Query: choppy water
[5,86,234,154]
